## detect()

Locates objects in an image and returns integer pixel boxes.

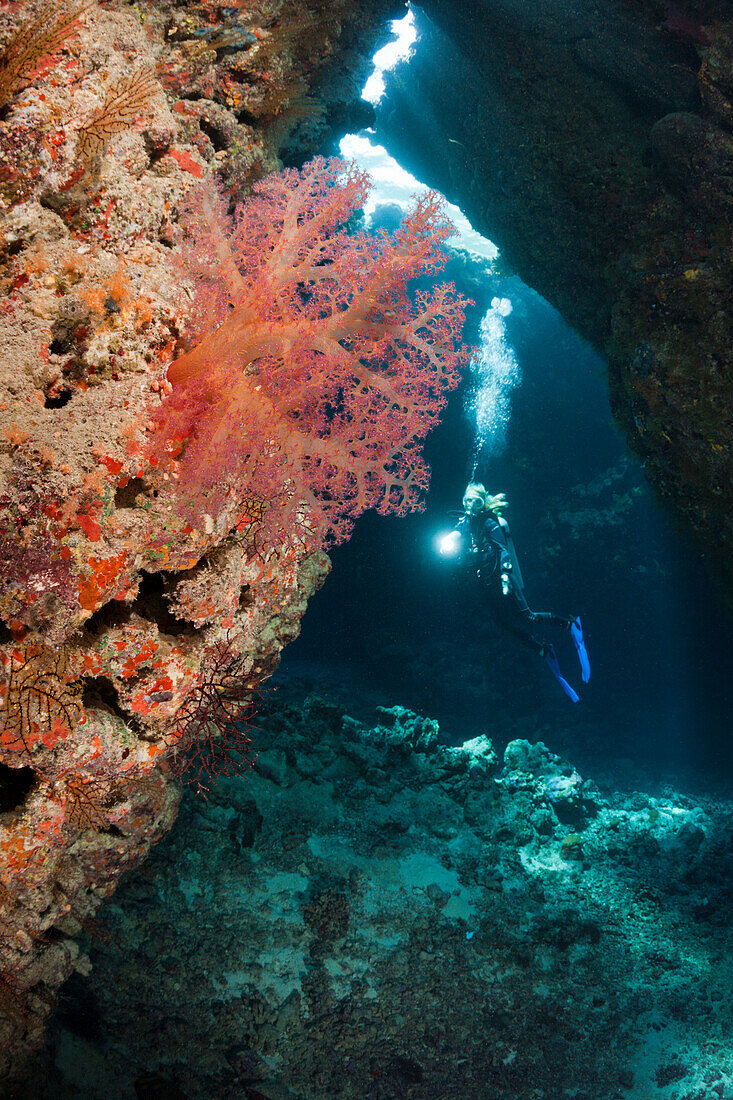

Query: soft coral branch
[150,157,471,548]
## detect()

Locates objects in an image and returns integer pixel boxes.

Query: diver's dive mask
[462,489,485,515]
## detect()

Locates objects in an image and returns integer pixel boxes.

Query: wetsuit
[454,510,571,655]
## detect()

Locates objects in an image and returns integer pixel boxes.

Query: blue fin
[544,645,580,702]
[570,617,591,683]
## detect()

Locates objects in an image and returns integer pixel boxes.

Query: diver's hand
[439,530,461,557]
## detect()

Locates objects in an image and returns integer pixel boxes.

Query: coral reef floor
[16,675,733,1100]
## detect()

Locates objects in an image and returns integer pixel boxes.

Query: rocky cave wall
[0,0,398,1083]
[377,0,733,590]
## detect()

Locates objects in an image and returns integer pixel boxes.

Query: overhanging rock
[377,0,733,590]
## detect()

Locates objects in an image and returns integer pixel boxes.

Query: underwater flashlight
[438,530,461,557]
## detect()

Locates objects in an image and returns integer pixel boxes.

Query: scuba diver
[439,482,591,701]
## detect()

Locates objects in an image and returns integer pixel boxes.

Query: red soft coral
[151,156,471,548]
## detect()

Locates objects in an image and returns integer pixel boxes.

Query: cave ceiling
[375,0,733,591]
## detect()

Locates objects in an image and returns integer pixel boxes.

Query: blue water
[279,249,733,790]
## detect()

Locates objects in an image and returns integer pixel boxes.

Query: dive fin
[544,644,580,703]
[570,617,591,683]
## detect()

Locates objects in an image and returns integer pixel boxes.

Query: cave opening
[277,0,733,788]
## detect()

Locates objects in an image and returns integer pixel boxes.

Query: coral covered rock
[0,0,400,1082]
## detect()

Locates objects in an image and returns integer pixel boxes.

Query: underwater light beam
[346,7,516,467]
[362,10,417,105]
